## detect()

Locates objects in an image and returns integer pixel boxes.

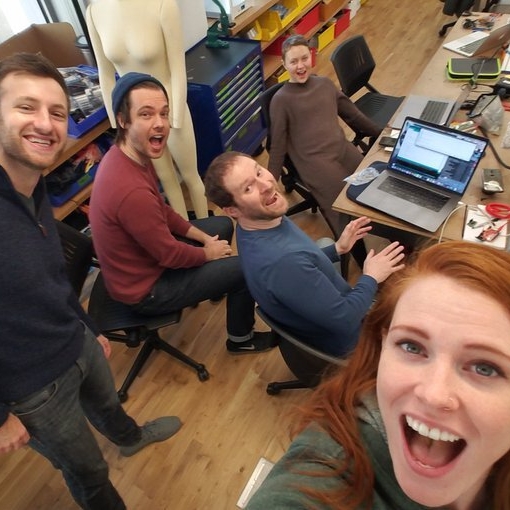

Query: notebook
[355,117,489,232]
[390,95,456,129]
[443,23,510,57]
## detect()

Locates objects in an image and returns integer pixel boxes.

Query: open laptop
[390,94,457,129]
[391,59,485,130]
[443,22,510,57]
[356,117,488,232]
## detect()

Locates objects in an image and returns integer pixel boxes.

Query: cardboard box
[0,22,87,67]
[319,0,345,21]
[0,23,106,137]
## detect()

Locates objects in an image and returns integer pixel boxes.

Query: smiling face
[0,73,68,173]
[222,155,288,228]
[377,275,510,509]
[118,86,169,165]
[282,44,312,84]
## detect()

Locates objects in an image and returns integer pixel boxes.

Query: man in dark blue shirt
[0,53,180,510]
[205,151,405,356]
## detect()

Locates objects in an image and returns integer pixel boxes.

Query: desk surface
[332,14,510,242]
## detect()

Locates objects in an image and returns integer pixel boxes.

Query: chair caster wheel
[197,366,210,382]
[118,390,128,403]
[266,383,281,395]
[438,27,447,37]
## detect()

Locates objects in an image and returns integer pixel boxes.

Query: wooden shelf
[228,0,282,35]
[216,0,348,81]
[48,118,111,220]
[44,118,110,177]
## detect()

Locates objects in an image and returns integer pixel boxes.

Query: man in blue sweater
[204,152,406,356]
[0,53,181,509]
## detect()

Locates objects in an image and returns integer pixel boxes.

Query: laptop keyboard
[458,38,483,55]
[420,100,449,124]
[378,176,450,212]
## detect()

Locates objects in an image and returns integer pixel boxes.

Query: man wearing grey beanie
[90,72,275,354]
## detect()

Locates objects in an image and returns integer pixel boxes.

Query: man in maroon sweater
[90,72,274,354]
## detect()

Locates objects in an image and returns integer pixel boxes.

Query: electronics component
[378,136,397,148]
[482,168,504,194]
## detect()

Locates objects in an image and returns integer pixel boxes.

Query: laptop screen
[388,117,488,195]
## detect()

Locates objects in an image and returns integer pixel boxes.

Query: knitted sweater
[267,76,380,234]
[89,145,207,303]
[236,217,377,356]
[247,394,436,510]
[0,168,95,426]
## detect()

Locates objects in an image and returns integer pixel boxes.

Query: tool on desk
[482,167,504,193]
[446,57,501,80]
[443,23,510,57]
[354,117,489,232]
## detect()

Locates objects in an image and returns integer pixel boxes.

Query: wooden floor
[0,2,452,509]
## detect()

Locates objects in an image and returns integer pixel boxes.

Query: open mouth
[149,135,165,149]
[265,192,278,206]
[404,415,466,469]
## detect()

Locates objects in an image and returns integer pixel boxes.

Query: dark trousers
[132,216,256,341]
[10,328,141,509]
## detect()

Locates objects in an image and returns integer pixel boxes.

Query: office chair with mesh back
[439,0,476,36]
[256,307,345,395]
[259,82,319,217]
[330,36,404,153]
[56,221,209,403]
[56,220,96,296]
[439,1,500,36]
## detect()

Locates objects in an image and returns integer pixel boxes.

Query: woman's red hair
[294,241,510,509]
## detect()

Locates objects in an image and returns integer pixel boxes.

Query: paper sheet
[462,204,508,250]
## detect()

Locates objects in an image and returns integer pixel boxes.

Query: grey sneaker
[120,416,182,457]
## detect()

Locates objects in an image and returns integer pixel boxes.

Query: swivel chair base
[109,329,210,403]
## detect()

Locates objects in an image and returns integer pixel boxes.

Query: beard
[0,119,64,172]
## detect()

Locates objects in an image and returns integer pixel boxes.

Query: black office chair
[56,220,95,296]
[256,307,346,395]
[56,221,209,403]
[439,0,476,36]
[259,82,319,217]
[330,35,404,154]
[439,1,501,36]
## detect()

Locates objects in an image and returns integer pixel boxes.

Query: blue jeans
[132,216,256,341]
[10,327,140,509]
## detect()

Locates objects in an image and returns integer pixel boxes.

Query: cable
[485,202,510,219]
[438,203,468,244]
[477,124,510,169]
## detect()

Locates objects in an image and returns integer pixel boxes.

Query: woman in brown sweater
[268,35,381,237]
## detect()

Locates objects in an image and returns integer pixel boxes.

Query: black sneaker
[226,331,279,355]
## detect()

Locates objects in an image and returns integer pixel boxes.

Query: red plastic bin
[334,9,350,38]
[293,6,320,35]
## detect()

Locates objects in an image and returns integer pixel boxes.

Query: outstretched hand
[335,216,372,255]
[363,241,406,283]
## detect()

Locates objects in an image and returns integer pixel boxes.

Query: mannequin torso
[86,0,208,218]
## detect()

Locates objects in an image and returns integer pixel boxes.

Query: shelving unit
[48,119,111,220]
[221,0,350,80]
